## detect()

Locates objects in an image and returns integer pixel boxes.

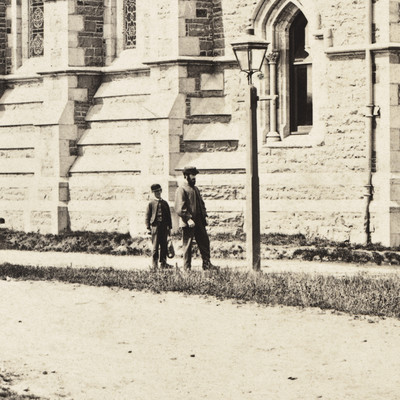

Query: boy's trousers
[151,222,168,267]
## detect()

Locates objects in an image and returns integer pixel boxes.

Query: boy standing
[145,184,173,269]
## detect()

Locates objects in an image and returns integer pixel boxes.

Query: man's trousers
[182,221,210,270]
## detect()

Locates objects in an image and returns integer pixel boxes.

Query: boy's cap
[151,184,162,192]
[183,166,199,175]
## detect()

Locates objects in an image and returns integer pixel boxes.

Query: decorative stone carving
[266,51,280,64]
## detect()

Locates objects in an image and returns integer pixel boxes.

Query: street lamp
[231,28,269,271]
[231,28,269,85]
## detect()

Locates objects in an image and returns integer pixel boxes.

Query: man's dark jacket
[174,182,207,227]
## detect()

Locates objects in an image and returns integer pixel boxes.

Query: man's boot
[202,261,219,271]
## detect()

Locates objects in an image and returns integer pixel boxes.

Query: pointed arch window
[289,12,312,133]
[29,0,44,57]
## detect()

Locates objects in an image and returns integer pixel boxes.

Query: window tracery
[29,0,44,57]
[124,0,136,49]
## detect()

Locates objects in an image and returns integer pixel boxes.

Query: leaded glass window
[29,0,44,57]
[124,0,136,49]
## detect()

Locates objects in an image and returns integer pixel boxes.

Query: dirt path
[1,279,400,400]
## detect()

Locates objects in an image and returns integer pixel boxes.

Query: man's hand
[187,219,195,228]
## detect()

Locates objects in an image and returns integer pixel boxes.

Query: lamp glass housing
[231,29,269,81]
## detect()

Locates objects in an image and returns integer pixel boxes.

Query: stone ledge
[175,151,246,172]
[79,128,142,146]
[0,159,34,174]
[183,121,240,141]
[69,155,142,174]
[94,79,151,98]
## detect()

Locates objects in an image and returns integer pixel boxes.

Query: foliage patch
[1,229,400,265]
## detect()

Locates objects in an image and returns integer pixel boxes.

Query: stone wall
[185,1,214,56]
[320,0,366,46]
[262,211,364,242]
[218,0,257,52]
[74,74,102,130]
[141,0,179,59]
[212,0,224,56]
[206,0,371,243]
[76,0,104,66]
[0,0,399,246]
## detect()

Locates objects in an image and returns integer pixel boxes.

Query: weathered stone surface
[70,185,135,201]
[69,211,129,232]
[261,211,364,243]
[1,210,24,231]
[0,187,28,201]
[0,0,398,245]
[30,211,52,230]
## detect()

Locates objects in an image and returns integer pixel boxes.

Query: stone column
[103,0,116,65]
[265,51,280,143]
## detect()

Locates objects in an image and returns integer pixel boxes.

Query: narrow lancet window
[29,0,44,57]
[289,12,312,133]
[124,0,136,49]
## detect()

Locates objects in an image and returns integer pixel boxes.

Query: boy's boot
[161,261,173,269]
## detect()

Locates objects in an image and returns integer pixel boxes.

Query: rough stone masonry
[0,0,399,246]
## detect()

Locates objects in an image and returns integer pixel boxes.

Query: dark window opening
[289,12,312,133]
[196,9,207,18]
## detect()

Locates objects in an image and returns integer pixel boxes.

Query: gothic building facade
[0,0,399,246]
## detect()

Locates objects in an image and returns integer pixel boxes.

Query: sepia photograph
[0,0,400,398]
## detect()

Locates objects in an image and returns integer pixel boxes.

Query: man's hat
[151,183,162,192]
[183,166,199,175]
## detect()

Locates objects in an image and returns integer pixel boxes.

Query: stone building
[0,0,399,246]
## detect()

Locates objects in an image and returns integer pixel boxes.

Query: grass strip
[1,263,400,319]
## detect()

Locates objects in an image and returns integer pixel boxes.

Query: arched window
[289,11,312,133]
[29,0,44,57]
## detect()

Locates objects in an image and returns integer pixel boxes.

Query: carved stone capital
[266,51,280,64]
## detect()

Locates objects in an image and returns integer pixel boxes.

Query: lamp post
[231,28,269,271]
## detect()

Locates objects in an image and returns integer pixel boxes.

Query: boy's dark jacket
[145,199,172,230]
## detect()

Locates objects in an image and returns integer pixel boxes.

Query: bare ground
[1,279,400,400]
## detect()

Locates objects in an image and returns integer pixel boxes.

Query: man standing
[174,166,218,271]
[145,183,173,269]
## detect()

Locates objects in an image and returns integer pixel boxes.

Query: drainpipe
[364,0,374,244]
